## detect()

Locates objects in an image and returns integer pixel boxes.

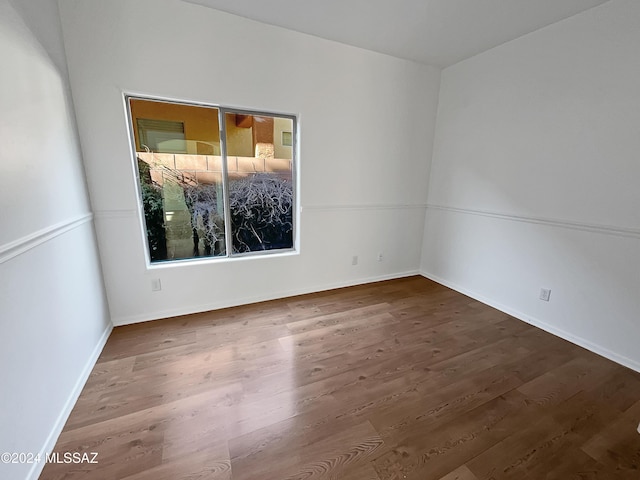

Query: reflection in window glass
[224,113,294,253]
[128,97,296,263]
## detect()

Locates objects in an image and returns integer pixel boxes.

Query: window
[136,119,186,153]
[126,97,296,263]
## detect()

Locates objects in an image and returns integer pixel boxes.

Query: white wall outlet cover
[539,288,551,301]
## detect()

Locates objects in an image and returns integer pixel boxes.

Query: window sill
[146,248,299,270]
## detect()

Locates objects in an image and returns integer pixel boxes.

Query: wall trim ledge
[427,204,640,239]
[303,203,428,212]
[94,209,137,219]
[420,270,640,374]
[0,213,94,265]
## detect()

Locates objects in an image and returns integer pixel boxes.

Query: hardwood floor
[40,277,640,479]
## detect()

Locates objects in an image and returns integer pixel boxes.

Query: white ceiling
[183,0,609,67]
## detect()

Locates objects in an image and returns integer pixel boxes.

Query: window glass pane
[129,98,226,262]
[224,113,294,253]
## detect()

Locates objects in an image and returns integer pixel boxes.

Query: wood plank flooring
[40,277,640,479]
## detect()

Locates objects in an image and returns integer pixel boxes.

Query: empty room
[1,0,639,479]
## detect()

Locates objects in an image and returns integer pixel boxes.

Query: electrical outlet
[539,288,551,302]
[637,421,640,434]
[151,278,162,292]
[352,255,358,266]
[377,252,383,262]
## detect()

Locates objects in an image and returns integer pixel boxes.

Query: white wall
[421,0,640,371]
[0,1,112,479]
[58,0,441,325]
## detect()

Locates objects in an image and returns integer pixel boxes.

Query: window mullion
[219,108,233,257]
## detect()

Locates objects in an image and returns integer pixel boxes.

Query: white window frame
[124,94,299,267]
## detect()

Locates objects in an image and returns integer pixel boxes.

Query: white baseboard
[420,270,640,374]
[27,322,113,480]
[112,270,420,326]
